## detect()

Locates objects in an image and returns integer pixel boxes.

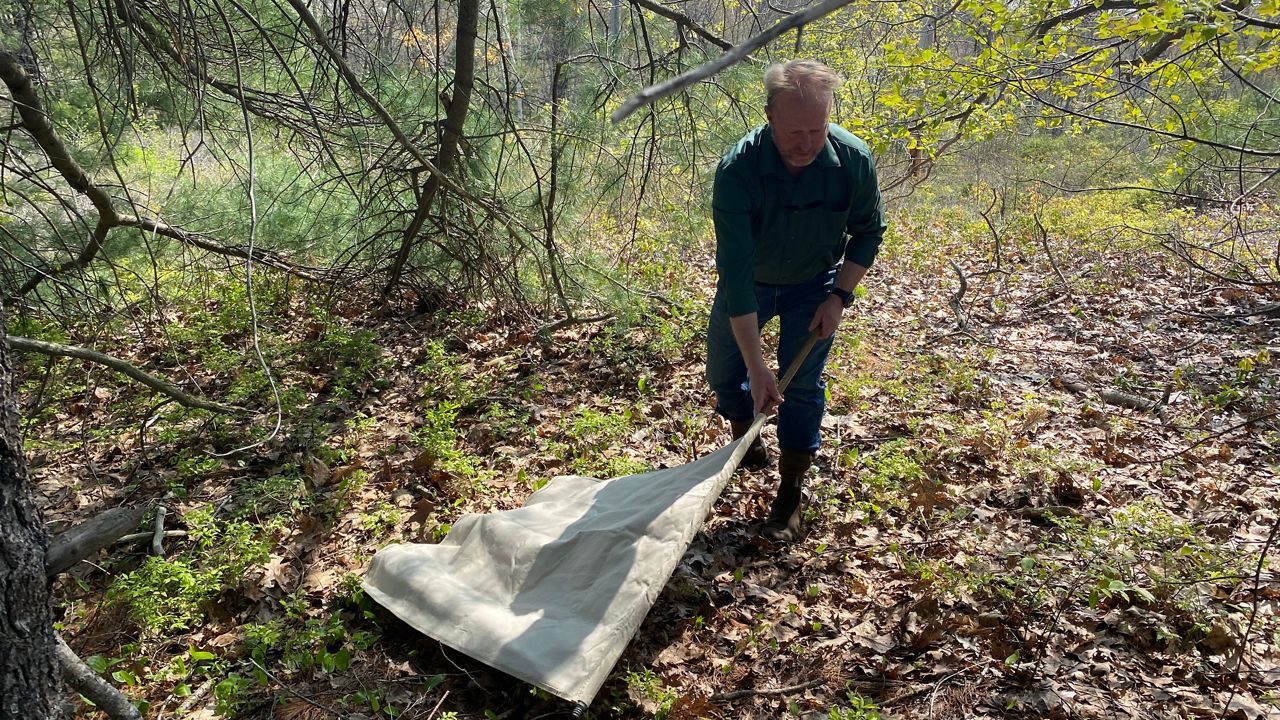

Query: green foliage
[244,612,373,678]
[829,691,881,720]
[555,405,649,477]
[413,400,487,483]
[109,557,213,633]
[854,439,928,512]
[418,339,471,401]
[345,688,402,718]
[1049,499,1247,615]
[301,322,388,399]
[623,668,677,720]
[109,507,273,632]
[360,501,402,538]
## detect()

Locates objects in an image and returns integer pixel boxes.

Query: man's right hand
[748,362,784,415]
[730,313,783,415]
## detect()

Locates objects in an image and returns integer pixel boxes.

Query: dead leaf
[410,451,435,475]
[304,453,331,487]
[408,498,436,527]
[330,459,364,485]
[261,555,292,592]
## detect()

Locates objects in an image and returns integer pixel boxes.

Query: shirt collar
[761,124,841,176]
[816,134,840,167]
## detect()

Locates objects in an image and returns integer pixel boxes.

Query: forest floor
[21,208,1280,719]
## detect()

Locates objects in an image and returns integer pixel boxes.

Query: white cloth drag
[362,435,754,705]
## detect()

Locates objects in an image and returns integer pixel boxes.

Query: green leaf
[86,655,110,674]
[423,674,447,692]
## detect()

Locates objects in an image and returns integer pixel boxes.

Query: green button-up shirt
[712,123,886,316]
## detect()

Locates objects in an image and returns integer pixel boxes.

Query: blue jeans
[705,267,838,454]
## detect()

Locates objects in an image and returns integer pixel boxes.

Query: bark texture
[0,314,61,718]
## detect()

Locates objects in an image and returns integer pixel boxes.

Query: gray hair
[764,60,843,107]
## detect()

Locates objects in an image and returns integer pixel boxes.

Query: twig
[1132,409,1280,465]
[150,505,168,556]
[1221,511,1280,719]
[710,678,825,702]
[1033,211,1072,299]
[946,258,968,330]
[426,690,450,720]
[174,677,216,716]
[880,683,934,708]
[248,657,344,717]
[536,313,615,336]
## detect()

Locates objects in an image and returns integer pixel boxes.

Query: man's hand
[730,312,784,415]
[747,360,784,415]
[809,294,845,339]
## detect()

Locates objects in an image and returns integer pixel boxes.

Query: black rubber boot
[730,420,771,471]
[762,449,812,542]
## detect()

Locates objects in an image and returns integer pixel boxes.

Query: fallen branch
[8,336,242,415]
[1053,375,1172,425]
[150,505,168,556]
[56,635,143,720]
[1134,409,1280,465]
[174,677,216,716]
[115,529,187,545]
[247,657,344,717]
[710,678,825,702]
[536,313,615,337]
[611,0,855,123]
[45,506,147,577]
[1191,302,1280,321]
[1014,504,1082,521]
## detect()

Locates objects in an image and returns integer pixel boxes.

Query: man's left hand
[809,294,844,339]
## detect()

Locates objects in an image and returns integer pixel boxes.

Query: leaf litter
[20,222,1280,718]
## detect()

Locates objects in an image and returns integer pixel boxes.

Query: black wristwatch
[829,287,854,308]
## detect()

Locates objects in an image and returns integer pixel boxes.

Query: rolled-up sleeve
[712,162,759,317]
[843,150,887,269]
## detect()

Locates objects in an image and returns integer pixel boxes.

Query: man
[707,60,886,542]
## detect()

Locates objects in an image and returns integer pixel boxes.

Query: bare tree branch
[1029,1,1148,39]
[119,216,331,283]
[629,0,733,50]
[611,0,856,123]
[0,48,119,297]
[7,336,242,414]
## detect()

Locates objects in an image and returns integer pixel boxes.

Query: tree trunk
[382,0,480,297]
[0,312,62,718]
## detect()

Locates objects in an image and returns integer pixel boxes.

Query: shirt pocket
[790,206,851,271]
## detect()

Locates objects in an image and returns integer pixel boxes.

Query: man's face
[765,90,832,174]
